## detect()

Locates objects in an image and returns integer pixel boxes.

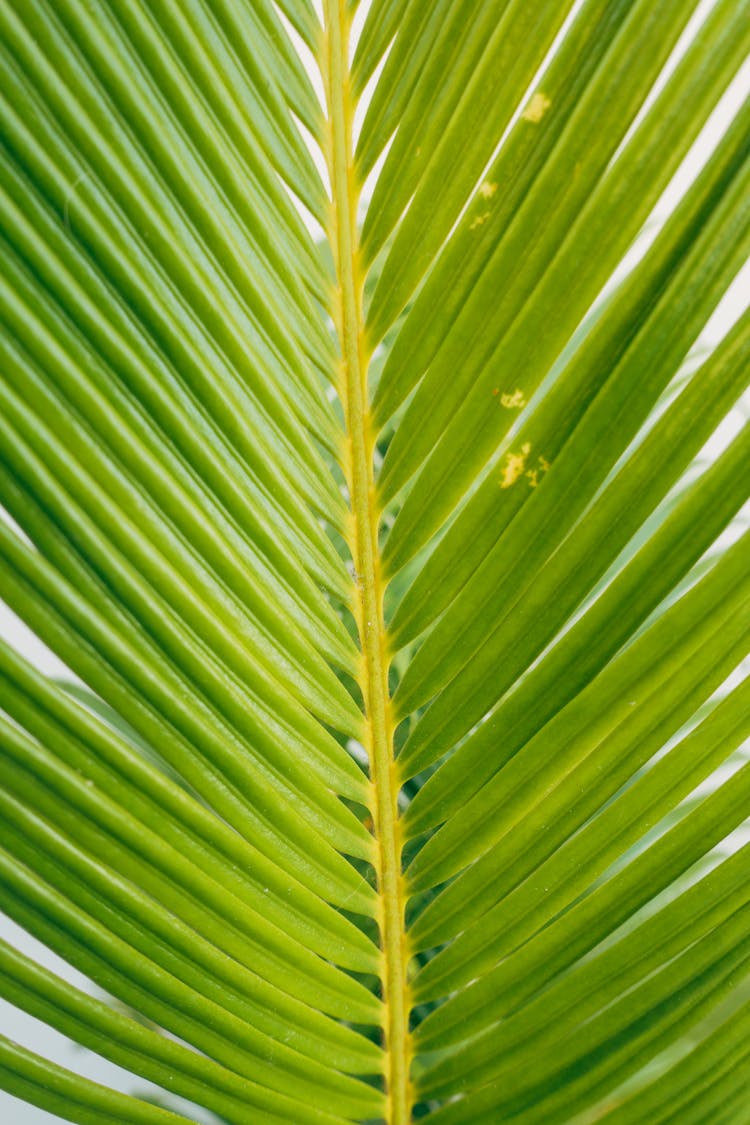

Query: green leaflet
[0,641,378,971]
[399,308,750,831]
[601,999,750,1124]
[0,2,748,1123]
[355,0,446,176]
[370,0,636,425]
[0,157,351,601]
[0,1034,192,1125]
[394,109,750,771]
[380,0,746,560]
[0,936,357,1125]
[417,775,750,1063]
[362,0,577,314]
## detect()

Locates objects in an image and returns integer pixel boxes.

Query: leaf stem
[321,4,412,1122]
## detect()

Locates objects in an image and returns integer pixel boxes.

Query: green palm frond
[0,1,748,1123]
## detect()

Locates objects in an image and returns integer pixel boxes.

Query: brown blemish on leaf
[523,92,551,124]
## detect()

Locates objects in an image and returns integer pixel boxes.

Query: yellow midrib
[321,3,412,1123]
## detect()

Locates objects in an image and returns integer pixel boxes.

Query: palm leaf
[0,1,748,1123]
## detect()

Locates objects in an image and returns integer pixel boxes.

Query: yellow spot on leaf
[527,455,551,488]
[500,388,526,409]
[479,181,498,199]
[523,92,551,124]
[500,442,532,489]
[469,211,491,230]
